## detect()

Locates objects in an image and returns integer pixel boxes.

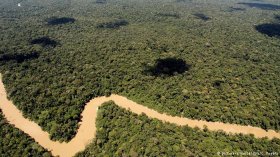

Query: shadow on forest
[213,80,224,88]
[96,19,129,29]
[176,0,193,2]
[156,13,180,18]
[255,23,280,38]
[30,37,58,48]
[96,0,106,4]
[227,7,246,12]
[0,52,39,63]
[238,2,280,10]
[144,58,191,77]
[275,15,280,21]
[46,17,75,25]
[193,13,211,21]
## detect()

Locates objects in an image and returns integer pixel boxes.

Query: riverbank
[0,74,279,157]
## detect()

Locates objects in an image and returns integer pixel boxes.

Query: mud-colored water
[0,74,279,157]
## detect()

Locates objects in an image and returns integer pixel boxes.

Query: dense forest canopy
[0,110,51,156]
[0,0,280,156]
[0,0,279,140]
[76,102,280,157]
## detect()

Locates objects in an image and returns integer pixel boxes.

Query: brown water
[0,74,279,157]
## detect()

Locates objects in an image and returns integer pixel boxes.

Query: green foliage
[0,0,279,144]
[0,110,51,157]
[76,102,280,156]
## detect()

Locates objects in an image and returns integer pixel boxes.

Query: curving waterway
[0,74,279,157]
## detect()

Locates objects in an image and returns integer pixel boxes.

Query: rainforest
[0,0,280,156]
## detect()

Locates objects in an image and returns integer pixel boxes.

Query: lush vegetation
[0,110,51,157]
[76,102,280,157]
[0,0,279,155]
